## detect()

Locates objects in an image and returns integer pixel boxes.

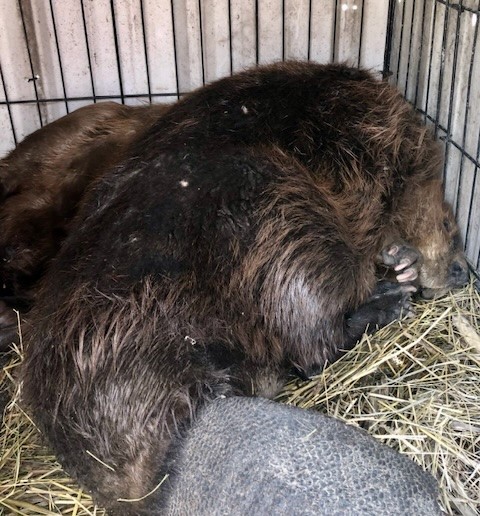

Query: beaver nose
[448,260,469,287]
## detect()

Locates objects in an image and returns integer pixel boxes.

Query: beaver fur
[0,102,167,351]
[0,101,167,305]
[20,62,468,514]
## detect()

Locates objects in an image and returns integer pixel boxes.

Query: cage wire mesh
[0,1,389,149]
[0,1,478,274]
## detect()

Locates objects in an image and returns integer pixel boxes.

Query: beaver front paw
[380,242,422,283]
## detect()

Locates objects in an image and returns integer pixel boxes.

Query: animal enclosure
[1,0,478,271]
[1,2,480,515]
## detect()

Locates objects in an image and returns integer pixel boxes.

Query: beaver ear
[442,217,452,232]
[0,180,20,202]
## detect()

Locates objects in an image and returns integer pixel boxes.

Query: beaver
[20,62,468,514]
[0,102,167,350]
[0,101,168,305]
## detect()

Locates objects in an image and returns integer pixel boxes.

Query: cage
[0,0,478,271]
[0,1,479,515]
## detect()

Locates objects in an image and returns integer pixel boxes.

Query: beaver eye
[443,218,452,232]
[451,232,462,251]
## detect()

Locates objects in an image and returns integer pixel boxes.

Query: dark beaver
[0,101,167,305]
[0,102,167,350]
[21,62,468,514]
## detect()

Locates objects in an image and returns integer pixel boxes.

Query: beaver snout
[448,260,469,288]
[420,259,470,299]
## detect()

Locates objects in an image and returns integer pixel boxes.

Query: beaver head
[415,201,469,299]
[397,179,469,299]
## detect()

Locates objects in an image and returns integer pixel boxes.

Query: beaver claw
[380,243,422,284]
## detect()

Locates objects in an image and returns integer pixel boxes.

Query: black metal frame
[1,0,479,269]
[384,0,480,271]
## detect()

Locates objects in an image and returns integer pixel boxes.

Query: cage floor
[1,283,479,516]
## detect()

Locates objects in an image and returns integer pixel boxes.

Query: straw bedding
[1,282,479,515]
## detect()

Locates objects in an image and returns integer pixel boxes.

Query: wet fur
[20,62,467,514]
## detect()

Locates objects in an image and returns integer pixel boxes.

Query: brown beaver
[0,102,167,350]
[0,101,168,305]
[20,62,468,514]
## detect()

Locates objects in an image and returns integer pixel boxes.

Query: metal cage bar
[386,0,480,270]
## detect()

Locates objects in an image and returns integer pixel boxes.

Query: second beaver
[0,102,168,350]
[0,101,168,304]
